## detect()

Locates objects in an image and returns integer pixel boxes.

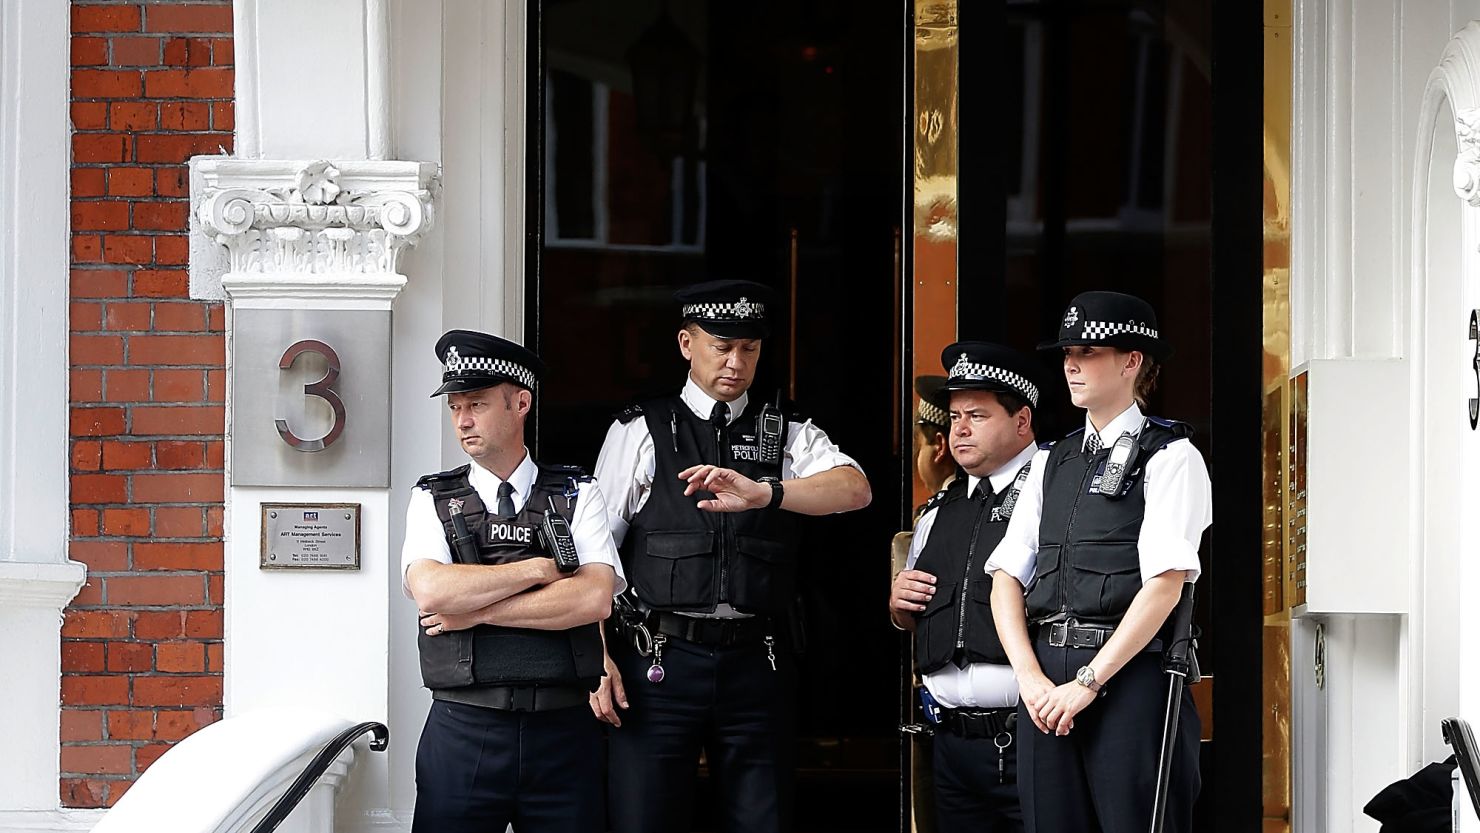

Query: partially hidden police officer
[591,279,872,833]
[890,343,1042,833]
[986,292,1211,833]
[913,374,958,502]
[401,330,625,832]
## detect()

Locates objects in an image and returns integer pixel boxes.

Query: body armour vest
[911,461,1032,674]
[1025,418,1194,626]
[413,463,604,692]
[618,394,798,615]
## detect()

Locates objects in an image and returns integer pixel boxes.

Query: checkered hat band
[949,358,1040,408]
[1078,320,1159,341]
[917,398,948,428]
[682,301,766,320]
[444,355,536,389]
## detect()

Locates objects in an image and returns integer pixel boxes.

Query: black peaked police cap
[674,279,774,340]
[914,375,951,430]
[430,329,545,397]
[939,341,1043,410]
[1037,290,1172,361]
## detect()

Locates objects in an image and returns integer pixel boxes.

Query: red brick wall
[65,0,232,808]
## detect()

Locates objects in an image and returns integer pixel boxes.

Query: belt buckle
[1048,622,1069,648]
[510,687,536,712]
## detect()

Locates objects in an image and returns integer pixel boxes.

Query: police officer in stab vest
[401,330,625,832]
[986,292,1211,833]
[890,342,1042,832]
[590,279,872,833]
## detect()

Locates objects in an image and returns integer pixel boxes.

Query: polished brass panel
[1261,0,1293,829]
[904,4,958,830]
[911,0,958,511]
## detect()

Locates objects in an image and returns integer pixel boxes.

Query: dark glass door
[528,2,908,830]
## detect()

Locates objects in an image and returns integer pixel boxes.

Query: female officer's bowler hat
[1037,291,1172,361]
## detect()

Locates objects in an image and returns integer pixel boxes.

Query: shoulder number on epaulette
[614,403,645,424]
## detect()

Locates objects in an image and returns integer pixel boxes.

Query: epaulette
[922,488,951,513]
[614,403,645,424]
[1145,415,1195,439]
[537,462,593,481]
[1038,440,1056,451]
[414,463,471,490]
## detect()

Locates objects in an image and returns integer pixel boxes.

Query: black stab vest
[619,395,797,614]
[911,462,1031,674]
[1026,418,1193,626]
[413,463,604,691]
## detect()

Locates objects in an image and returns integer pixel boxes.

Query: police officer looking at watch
[986,292,1211,833]
[890,343,1041,833]
[591,279,872,833]
[401,330,624,832]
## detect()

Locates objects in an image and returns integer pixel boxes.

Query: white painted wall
[381,2,530,823]
[1290,4,1480,830]
[0,0,88,826]
[207,2,531,828]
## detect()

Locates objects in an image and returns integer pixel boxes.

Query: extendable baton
[1150,581,1197,833]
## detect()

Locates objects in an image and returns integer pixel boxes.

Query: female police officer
[985,291,1211,833]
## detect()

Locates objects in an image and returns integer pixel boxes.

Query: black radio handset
[758,395,784,466]
[539,496,581,573]
[1098,433,1140,499]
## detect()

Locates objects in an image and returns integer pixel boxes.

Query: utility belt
[647,611,775,648]
[1037,619,1162,653]
[432,684,589,712]
[938,706,1017,740]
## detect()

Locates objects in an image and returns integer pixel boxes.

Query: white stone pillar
[0,0,87,819]
[192,1,438,829]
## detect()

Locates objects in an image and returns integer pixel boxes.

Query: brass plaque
[260,503,361,570]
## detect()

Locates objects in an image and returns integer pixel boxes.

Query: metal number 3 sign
[276,339,347,452]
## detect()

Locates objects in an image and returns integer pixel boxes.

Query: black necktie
[711,402,729,427]
[496,481,516,518]
[1085,432,1103,455]
[973,479,993,502]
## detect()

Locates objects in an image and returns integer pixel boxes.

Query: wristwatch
[758,477,784,509]
[1075,665,1104,694]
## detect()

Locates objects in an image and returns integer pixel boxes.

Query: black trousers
[1018,646,1200,833]
[932,722,1024,833]
[412,699,604,833]
[608,632,796,833]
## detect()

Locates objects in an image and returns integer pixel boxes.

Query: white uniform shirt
[985,403,1212,588]
[905,442,1037,709]
[594,375,863,617]
[400,450,626,597]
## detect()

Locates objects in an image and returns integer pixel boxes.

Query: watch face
[1076,666,1095,686]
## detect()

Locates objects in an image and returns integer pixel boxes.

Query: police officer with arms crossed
[890,342,1042,833]
[590,279,872,833]
[986,291,1211,833]
[402,330,624,832]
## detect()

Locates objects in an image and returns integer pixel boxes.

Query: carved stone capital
[194,159,440,304]
[1454,108,1480,206]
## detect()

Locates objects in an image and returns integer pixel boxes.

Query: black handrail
[1444,717,1480,822]
[248,721,389,833]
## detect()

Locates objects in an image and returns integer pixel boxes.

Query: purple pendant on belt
[647,664,666,683]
